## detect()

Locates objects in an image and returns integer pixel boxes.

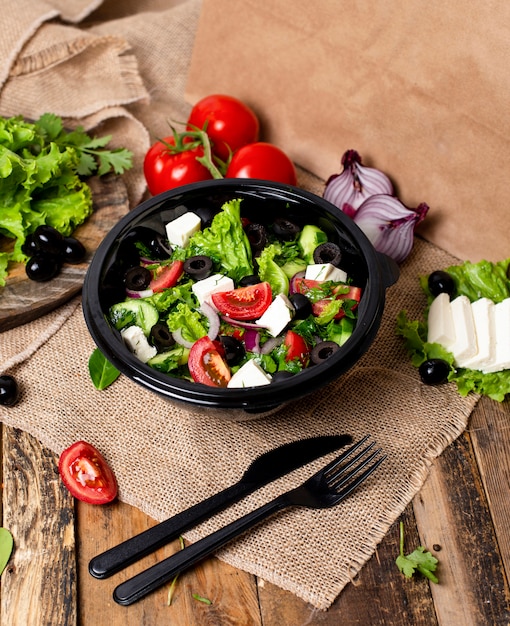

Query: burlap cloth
[0,0,479,610]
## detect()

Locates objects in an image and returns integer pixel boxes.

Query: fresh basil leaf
[88,348,120,390]
[0,527,14,576]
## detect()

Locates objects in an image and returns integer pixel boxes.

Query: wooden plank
[413,431,510,626]
[77,499,262,625]
[469,396,510,576]
[258,505,437,625]
[0,427,77,626]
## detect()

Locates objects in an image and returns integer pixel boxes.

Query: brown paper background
[185,0,510,263]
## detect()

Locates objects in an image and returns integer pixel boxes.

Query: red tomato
[293,279,362,319]
[226,142,297,186]
[211,282,272,320]
[188,336,231,387]
[149,260,184,293]
[143,136,213,195]
[58,441,118,505]
[188,94,260,162]
[284,330,310,367]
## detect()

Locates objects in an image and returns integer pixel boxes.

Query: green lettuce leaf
[257,243,289,295]
[187,198,253,283]
[166,303,208,344]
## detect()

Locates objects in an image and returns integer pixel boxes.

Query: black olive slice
[239,274,260,287]
[62,237,86,264]
[289,293,313,319]
[183,255,213,280]
[273,217,301,241]
[310,341,340,364]
[313,242,342,267]
[25,254,61,282]
[428,270,456,297]
[219,335,246,366]
[124,266,152,291]
[244,223,268,252]
[149,323,175,351]
[148,233,173,260]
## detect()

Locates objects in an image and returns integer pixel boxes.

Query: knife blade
[89,433,351,579]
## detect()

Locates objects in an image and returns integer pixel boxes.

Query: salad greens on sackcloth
[0,113,132,286]
[397,258,510,402]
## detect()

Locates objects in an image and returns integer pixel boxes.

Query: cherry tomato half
[187,94,260,162]
[188,336,232,387]
[283,330,310,368]
[58,441,118,505]
[143,136,213,195]
[226,142,297,186]
[149,260,184,293]
[211,282,272,321]
[293,279,362,319]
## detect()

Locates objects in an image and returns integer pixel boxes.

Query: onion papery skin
[324,149,394,217]
[353,194,429,263]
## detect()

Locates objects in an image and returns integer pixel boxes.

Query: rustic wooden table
[1,395,510,625]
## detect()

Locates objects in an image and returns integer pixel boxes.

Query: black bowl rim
[83,178,397,411]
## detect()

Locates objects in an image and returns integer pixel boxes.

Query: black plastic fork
[113,436,385,606]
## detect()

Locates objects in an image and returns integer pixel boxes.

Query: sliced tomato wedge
[312,286,362,319]
[188,336,232,387]
[284,330,310,368]
[293,278,362,319]
[58,441,118,505]
[150,260,184,293]
[211,282,272,320]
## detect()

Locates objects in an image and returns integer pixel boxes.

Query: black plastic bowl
[83,179,399,415]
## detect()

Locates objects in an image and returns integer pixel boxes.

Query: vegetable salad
[108,198,362,388]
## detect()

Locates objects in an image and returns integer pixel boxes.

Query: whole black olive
[418,359,451,385]
[313,242,342,267]
[289,293,313,319]
[428,270,456,297]
[33,225,64,257]
[310,341,340,365]
[25,254,61,282]
[124,266,152,291]
[183,255,213,280]
[21,234,39,256]
[272,217,301,241]
[149,323,175,351]
[220,336,246,366]
[62,236,86,264]
[244,223,268,253]
[0,375,19,406]
[239,274,260,287]
[271,370,295,383]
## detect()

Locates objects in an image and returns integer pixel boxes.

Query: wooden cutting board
[0,175,130,332]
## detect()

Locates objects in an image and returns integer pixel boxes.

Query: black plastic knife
[89,433,351,579]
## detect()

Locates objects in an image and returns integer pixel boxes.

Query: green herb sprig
[395,521,438,583]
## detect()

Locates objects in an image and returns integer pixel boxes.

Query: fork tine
[335,452,386,502]
[318,434,371,477]
[325,444,380,491]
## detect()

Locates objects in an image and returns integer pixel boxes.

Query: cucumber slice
[148,346,190,373]
[109,300,159,337]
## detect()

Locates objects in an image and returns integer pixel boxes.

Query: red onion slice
[125,288,154,299]
[171,329,195,349]
[219,315,261,330]
[260,336,283,355]
[244,329,261,353]
[199,301,221,340]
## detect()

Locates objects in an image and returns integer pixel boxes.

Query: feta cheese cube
[255,293,294,337]
[427,292,456,347]
[482,298,510,373]
[458,298,495,369]
[227,359,272,388]
[305,263,347,283]
[165,212,201,248]
[121,325,157,363]
[449,295,477,364]
[192,274,234,307]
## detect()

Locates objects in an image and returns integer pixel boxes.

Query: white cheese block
[482,298,510,373]
[227,359,272,388]
[458,298,495,369]
[121,325,157,363]
[427,292,455,347]
[449,295,478,364]
[192,274,234,307]
[255,293,294,337]
[305,263,348,283]
[165,212,201,248]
